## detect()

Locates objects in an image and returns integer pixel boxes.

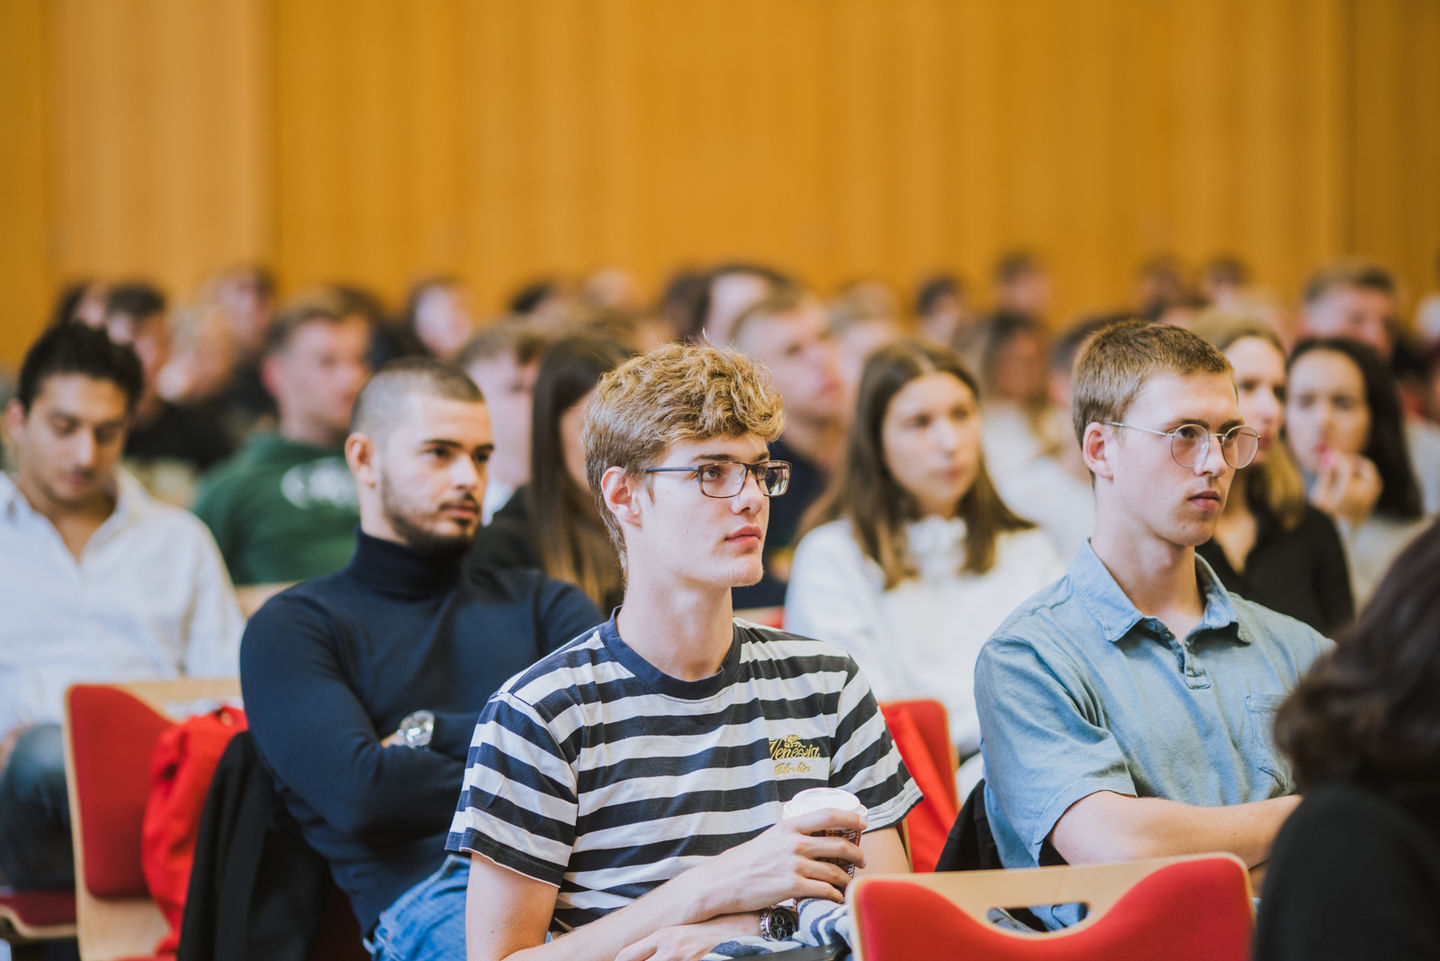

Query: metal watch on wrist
[759,904,798,941]
[397,710,435,749]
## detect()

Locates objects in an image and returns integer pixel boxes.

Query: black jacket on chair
[177,731,359,961]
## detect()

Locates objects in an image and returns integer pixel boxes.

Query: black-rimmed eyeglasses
[642,460,792,498]
[1106,422,1261,469]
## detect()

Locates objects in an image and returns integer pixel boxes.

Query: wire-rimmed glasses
[1106,422,1261,469]
[642,460,792,498]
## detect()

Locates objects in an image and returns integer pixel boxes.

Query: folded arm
[1051,789,1301,872]
[239,596,465,842]
[465,809,871,961]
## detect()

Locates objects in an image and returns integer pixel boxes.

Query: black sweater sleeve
[239,593,465,845]
[1254,783,1440,961]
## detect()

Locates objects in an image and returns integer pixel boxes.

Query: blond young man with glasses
[973,320,1332,929]
[449,344,919,961]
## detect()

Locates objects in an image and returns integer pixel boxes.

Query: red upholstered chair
[878,699,959,872]
[849,853,1254,961]
[63,678,240,961]
[0,886,77,960]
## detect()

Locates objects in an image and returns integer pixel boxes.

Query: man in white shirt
[0,322,243,889]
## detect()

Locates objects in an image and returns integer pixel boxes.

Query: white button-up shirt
[0,469,244,733]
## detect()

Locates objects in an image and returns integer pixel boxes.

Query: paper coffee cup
[783,788,868,876]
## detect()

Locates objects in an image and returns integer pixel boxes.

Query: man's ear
[345,432,378,489]
[600,466,643,530]
[1082,422,1115,481]
[3,399,24,443]
[260,353,284,406]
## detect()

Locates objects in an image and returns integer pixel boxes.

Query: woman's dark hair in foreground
[1275,518,1440,792]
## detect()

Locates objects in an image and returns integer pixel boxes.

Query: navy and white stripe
[447,614,921,932]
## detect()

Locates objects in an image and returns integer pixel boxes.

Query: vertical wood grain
[5,0,1439,370]
[0,0,50,363]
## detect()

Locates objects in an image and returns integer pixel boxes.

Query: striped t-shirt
[446,614,921,932]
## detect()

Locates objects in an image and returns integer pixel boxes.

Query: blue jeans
[0,724,74,889]
[368,855,470,961]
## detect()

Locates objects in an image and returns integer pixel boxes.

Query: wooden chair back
[62,678,240,961]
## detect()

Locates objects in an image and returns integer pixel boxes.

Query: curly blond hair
[584,343,784,561]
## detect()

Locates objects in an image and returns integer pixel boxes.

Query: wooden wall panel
[1350,0,1440,316]
[46,0,270,298]
[0,0,49,365]
[5,0,1440,369]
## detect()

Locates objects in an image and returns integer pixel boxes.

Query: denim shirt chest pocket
[1244,693,1292,790]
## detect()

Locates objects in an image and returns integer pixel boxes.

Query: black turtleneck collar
[343,528,465,596]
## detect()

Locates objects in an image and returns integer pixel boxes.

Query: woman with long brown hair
[784,339,1061,788]
[1286,336,1428,607]
[468,334,632,610]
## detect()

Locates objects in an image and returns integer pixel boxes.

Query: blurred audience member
[1256,519,1440,961]
[457,322,549,524]
[1151,290,1210,330]
[1417,251,1440,348]
[579,267,642,312]
[729,287,846,607]
[102,283,235,504]
[508,277,573,325]
[405,277,475,363]
[992,250,1053,321]
[977,311,1052,480]
[993,317,1111,561]
[47,279,109,329]
[1199,254,1250,311]
[572,305,674,354]
[1203,253,1249,309]
[0,323,242,889]
[786,340,1061,792]
[1300,261,1440,513]
[1286,337,1428,607]
[204,264,278,431]
[687,261,791,344]
[913,272,973,349]
[1428,340,1440,425]
[193,289,371,607]
[829,283,904,405]
[656,267,708,343]
[1193,318,1353,635]
[157,303,241,409]
[468,335,633,611]
[1132,253,1188,317]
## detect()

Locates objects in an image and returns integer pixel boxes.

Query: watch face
[762,906,797,941]
[400,710,435,748]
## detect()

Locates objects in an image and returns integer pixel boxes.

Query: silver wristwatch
[397,710,435,749]
[759,905,798,941]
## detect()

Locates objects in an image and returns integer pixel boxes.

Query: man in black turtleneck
[239,359,601,961]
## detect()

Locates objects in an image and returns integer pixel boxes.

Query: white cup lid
[782,787,868,823]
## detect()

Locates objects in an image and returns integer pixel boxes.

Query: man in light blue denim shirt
[975,320,1331,928]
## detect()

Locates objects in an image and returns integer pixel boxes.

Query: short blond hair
[1072,319,1232,446]
[584,343,785,558]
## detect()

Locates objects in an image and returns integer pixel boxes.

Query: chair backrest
[878,699,959,872]
[63,678,240,961]
[848,853,1254,961]
[0,886,78,947]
